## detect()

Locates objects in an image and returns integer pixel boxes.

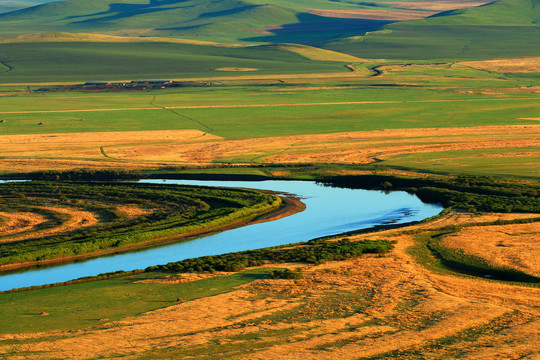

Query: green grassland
[1,0,539,62]
[326,0,540,60]
[382,148,540,179]
[0,181,281,266]
[0,1,538,357]
[0,79,538,139]
[0,0,414,42]
[0,41,349,83]
[0,61,538,178]
[0,269,270,334]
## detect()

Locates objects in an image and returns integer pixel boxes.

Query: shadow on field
[64,0,190,23]
[241,12,393,45]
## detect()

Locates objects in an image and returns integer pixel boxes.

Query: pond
[0,179,443,291]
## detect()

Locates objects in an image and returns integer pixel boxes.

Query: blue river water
[0,179,443,291]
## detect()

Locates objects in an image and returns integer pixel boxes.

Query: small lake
[0,179,443,291]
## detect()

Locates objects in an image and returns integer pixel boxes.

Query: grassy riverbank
[0,181,281,268]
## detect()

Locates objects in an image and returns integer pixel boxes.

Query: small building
[130,80,172,84]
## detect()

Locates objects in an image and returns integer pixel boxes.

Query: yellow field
[1,125,537,173]
[461,57,540,73]
[2,212,538,359]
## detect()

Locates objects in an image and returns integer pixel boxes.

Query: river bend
[0,179,443,291]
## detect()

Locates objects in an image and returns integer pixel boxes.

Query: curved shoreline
[0,194,306,273]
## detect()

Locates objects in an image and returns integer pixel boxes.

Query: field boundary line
[149,95,214,132]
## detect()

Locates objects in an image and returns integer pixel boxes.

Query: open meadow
[0,0,539,358]
[0,59,538,178]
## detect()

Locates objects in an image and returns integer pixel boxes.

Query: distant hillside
[0,39,354,84]
[0,0,55,14]
[0,0,472,44]
[0,0,393,43]
[325,0,540,60]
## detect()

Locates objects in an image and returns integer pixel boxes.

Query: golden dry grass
[0,126,537,172]
[127,125,538,164]
[461,57,540,73]
[440,222,540,277]
[0,130,220,172]
[0,202,157,243]
[5,206,99,242]
[115,205,155,219]
[274,44,365,63]
[1,211,538,359]
[0,211,47,239]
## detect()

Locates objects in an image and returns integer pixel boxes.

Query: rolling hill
[0,0,461,44]
[0,0,536,83]
[325,0,540,60]
[0,38,354,84]
[0,0,56,14]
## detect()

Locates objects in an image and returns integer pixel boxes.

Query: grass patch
[0,181,281,266]
[361,311,534,359]
[382,148,540,179]
[0,268,270,334]
[409,231,540,285]
[0,41,347,84]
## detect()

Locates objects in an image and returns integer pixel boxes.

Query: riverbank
[1,210,538,359]
[0,193,303,273]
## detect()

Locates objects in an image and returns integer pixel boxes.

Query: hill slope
[0,0,398,43]
[0,39,352,83]
[325,0,540,60]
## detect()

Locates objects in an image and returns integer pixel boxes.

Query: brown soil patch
[382,0,493,12]
[1,211,539,359]
[461,57,540,73]
[306,8,436,21]
[440,222,540,277]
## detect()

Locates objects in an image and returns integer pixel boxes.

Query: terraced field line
[1,97,539,114]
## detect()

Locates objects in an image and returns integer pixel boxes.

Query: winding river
[0,179,443,291]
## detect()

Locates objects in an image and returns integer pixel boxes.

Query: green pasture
[326,0,540,60]
[382,148,540,179]
[328,25,540,61]
[0,0,397,43]
[0,90,538,139]
[2,81,529,112]
[0,268,270,334]
[0,41,347,84]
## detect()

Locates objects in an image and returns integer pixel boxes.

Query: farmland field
[0,61,538,177]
